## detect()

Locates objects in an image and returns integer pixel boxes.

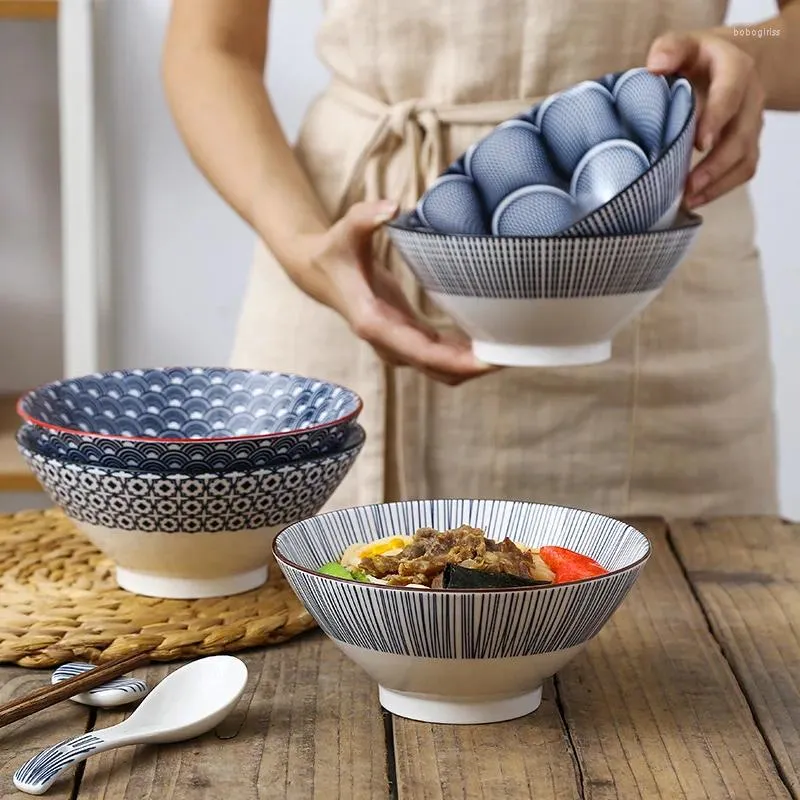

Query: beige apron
[231,0,779,518]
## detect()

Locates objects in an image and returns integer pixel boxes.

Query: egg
[340,535,412,568]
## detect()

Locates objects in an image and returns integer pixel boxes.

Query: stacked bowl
[16,367,365,599]
[387,68,703,367]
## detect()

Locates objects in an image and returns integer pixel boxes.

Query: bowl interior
[19,367,362,441]
[412,69,695,238]
[274,499,650,582]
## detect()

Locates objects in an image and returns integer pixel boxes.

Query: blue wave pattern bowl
[18,424,366,600]
[18,368,363,471]
[274,498,650,725]
[413,69,696,238]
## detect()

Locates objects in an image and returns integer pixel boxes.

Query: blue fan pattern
[20,368,361,439]
[19,368,362,469]
[19,421,353,474]
[19,425,365,532]
[413,70,695,238]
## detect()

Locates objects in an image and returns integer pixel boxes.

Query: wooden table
[0,516,797,799]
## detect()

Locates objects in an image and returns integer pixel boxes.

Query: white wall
[1,0,798,514]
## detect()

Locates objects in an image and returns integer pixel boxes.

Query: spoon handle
[13,729,122,795]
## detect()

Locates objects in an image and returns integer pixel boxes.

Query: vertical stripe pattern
[274,499,649,659]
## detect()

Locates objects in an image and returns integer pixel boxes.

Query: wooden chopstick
[0,649,154,729]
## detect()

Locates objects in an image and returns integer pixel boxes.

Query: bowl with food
[17,367,363,473]
[273,499,650,725]
[18,424,366,600]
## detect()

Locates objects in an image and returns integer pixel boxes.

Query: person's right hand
[289,200,498,386]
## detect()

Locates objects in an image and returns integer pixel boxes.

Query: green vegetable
[318,562,371,583]
[319,562,354,579]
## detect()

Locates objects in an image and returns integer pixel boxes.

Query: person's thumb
[339,200,398,243]
[646,32,700,74]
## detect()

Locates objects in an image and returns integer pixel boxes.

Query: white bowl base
[473,339,612,367]
[115,564,268,599]
[378,684,543,725]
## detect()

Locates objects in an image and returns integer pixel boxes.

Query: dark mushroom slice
[441,564,552,589]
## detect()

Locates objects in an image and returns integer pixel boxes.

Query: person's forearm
[162,46,329,273]
[714,0,800,110]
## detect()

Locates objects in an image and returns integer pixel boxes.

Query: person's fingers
[646,32,701,74]
[695,43,754,151]
[686,144,760,208]
[336,199,398,243]
[350,303,492,378]
[686,81,763,206]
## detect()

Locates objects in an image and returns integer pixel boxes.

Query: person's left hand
[646,30,766,208]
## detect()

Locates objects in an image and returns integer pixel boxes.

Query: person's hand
[290,199,497,386]
[646,30,766,208]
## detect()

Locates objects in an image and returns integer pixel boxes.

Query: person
[162,0,800,518]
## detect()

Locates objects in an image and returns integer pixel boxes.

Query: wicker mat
[0,509,318,668]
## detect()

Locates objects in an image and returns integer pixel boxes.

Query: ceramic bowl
[18,424,366,600]
[387,211,702,367]
[414,69,696,237]
[17,368,363,472]
[273,498,650,725]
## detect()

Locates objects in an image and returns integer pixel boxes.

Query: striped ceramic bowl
[273,499,650,725]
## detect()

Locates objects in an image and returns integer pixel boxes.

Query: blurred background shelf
[0,394,37,492]
[0,0,58,20]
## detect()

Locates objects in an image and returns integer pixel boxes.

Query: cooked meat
[358,524,554,587]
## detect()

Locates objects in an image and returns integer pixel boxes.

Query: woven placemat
[0,509,317,668]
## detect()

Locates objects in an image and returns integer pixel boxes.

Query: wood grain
[555,518,790,799]
[0,650,152,729]
[669,517,800,797]
[0,1,57,20]
[76,634,391,800]
[392,681,580,799]
[0,668,90,800]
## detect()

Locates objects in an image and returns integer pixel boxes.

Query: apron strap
[325,81,538,503]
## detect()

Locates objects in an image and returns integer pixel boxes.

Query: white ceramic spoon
[51,662,150,708]
[13,655,248,796]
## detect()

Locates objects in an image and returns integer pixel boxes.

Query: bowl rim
[387,77,698,243]
[387,206,702,242]
[16,367,364,444]
[17,422,367,479]
[272,498,652,594]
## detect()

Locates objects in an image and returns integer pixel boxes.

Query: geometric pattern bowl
[273,498,650,724]
[387,210,702,299]
[18,424,366,600]
[17,367,363,466]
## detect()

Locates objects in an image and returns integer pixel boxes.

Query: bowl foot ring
[115,565,268,599]
[378,684,543,725]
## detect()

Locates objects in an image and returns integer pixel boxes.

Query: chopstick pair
[0,649,153,729]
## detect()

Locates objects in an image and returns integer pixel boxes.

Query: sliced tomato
[539,546,608,584]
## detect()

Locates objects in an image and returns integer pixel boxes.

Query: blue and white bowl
[17,368,363,471]
[387,211,702,367]
[411,69,696,237]
[273,498,650,725]
[19,424,366,600]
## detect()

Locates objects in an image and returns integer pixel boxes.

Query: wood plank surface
[75,635,391,800]
[669,517,800,797]
[0,0,57,20]
[392,681,580,799]
[0,667,90,800]
[554,518,790,799]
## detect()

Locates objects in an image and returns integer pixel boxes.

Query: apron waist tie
[326,80,538,503]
